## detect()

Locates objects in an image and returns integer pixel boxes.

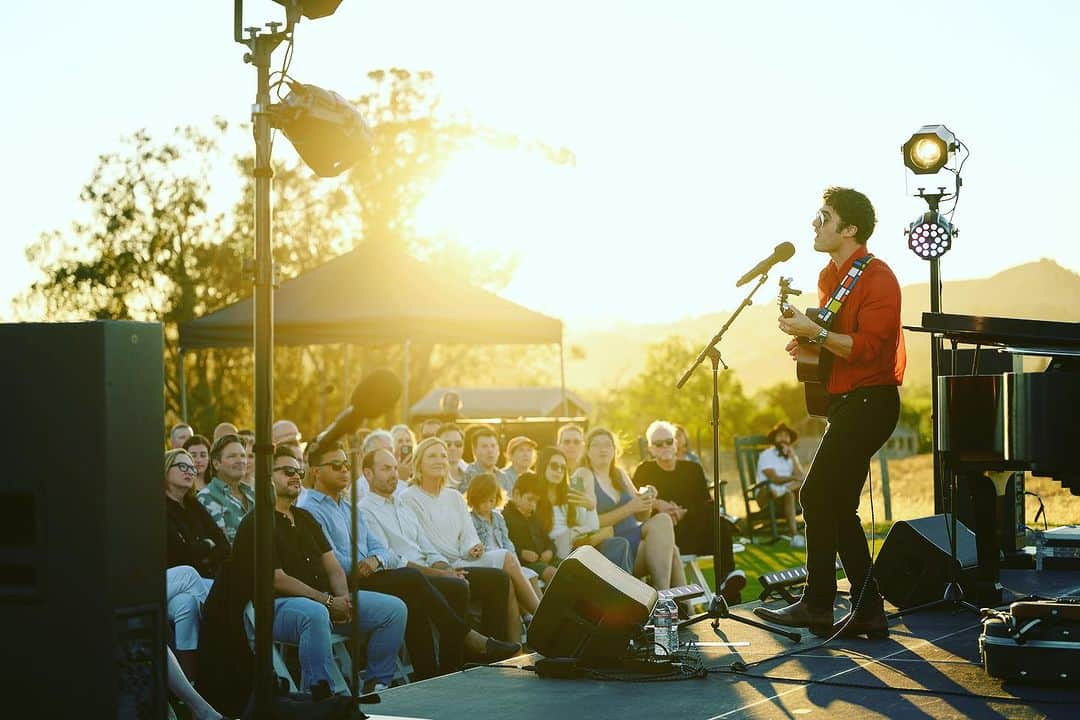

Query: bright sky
[4,1,1079,328]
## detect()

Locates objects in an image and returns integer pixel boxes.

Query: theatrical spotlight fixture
[906,210,954,260]
[902,124,957,175]
[271,81,373,177]
[271,0,344,20]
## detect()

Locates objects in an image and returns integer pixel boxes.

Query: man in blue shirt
[299,441,519,679]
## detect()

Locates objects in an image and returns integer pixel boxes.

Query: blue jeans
[166,566,208,651]
[265,592,406,692]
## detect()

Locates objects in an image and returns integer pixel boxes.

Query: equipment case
[979,599,1080,684]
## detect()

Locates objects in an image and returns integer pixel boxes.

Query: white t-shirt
[756,446,797,497]
[400,483,481,564]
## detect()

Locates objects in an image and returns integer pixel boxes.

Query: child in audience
[502,472,559,591]
[468,473,540,591]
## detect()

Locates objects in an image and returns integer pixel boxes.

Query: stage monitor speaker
[528,545,657,661]
[874,514,978,609]
[0,321,166,719]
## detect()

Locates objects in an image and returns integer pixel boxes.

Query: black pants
[801,385,899,611]
[354,567,469,679]
[413,568,511,642]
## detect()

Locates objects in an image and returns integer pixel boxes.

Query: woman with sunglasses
[166,448,230,582]
[402,437,540,641]
[534,447,632,572]
[573,428,689,598]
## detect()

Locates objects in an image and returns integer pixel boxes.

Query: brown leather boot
[753,600,834,635]
[830,591,889,640]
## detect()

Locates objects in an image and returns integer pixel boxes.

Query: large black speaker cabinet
[0,321,166,719]
[874,514,978,609]
[528,545,657,661]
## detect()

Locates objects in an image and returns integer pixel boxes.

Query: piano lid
[908,312,1080,352]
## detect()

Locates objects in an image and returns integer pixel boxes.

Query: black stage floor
[365,573,1080,720]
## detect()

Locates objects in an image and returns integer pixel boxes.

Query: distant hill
[565,259,1079,395]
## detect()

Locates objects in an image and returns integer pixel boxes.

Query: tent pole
[178,347,188,422]
[559,340,568,417]
[402,339,411,423]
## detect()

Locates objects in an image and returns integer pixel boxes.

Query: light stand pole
[236,5,290,715]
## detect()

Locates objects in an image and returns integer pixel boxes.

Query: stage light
[906,211,954,260]
[271,81,373,177]
[902,124,956,175]
[271,0,344,20]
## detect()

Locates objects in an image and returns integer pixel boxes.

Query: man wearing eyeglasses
[232,444,407,695]
[632,420,746,604]
[301,443,520,679]
[557,423,586,471]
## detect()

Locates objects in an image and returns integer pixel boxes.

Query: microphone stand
[679,595,802,643]
[676,271,771,602]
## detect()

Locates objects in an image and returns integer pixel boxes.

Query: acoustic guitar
[778,279,833,417]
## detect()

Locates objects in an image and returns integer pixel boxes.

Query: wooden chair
[733,435,781,544]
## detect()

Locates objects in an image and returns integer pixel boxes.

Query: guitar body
[777,289,835,417]
[795,308,834,417]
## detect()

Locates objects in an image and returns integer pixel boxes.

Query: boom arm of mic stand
[676,272,771,389]
[678,596,802,643]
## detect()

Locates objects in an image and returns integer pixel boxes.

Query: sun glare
[414,146,571,254]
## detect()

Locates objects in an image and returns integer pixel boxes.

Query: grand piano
[913,312,1080,603]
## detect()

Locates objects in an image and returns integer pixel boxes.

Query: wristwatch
[810,326,829,345]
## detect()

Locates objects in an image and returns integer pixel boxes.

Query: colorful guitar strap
[815,253,874,329]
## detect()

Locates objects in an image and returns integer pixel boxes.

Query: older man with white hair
[632,419,746,603]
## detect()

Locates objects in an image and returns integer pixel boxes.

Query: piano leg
[962,472,1006,607]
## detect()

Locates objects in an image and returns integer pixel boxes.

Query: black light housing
[906,211,954,260]
[902,124,957,175]
[271,81,372,177]
[271,0,344,19]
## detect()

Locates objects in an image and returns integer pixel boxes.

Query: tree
[594,336,756,463]
[18,69,573,437]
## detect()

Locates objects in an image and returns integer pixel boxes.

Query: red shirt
[818,245,906,395]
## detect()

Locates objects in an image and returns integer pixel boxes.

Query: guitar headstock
[778,277,803,319]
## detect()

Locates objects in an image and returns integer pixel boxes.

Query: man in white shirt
[755,422,805,547]
[359,448,520,644]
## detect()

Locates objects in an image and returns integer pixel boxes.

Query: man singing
[755,187,905,639]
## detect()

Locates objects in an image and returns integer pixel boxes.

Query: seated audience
[402,437,540,640]
[534,447,632,572]
[756,422,806,547]
[183,434,212,493]
[165,448,229,582]
[632,420,712,555]
[212,422,238,442]
[235,446,407,695]
[299,443,519,679]
[502,435,537,485]
[198,434,254,545]
[674,423,703,465]
[461,425,513,495]
[170,422,194,449]
[390,424,417,485]
[437,423,469,490]
[417,418,442,440]
[501,471,559,590]
[359,448,518,644]
[467,474,539,591]
[556,423,586,471]
[167,564,210,682]
[574,428,689,603]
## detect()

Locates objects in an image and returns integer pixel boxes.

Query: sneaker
[790,534,806,549]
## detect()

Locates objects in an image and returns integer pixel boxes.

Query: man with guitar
[755,187,906,639]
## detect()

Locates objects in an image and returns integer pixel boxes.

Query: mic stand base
[679,595,802,643]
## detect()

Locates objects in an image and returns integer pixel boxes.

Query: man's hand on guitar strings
[777,305,819,339]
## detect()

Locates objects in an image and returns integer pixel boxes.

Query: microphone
[306,368,402,459]
[735,242,796,287]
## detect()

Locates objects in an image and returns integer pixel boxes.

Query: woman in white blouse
[402,437,540,639]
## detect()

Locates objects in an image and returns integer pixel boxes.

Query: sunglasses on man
[315,459,350,473]
[274,466,306,479]
[650,438,675,447]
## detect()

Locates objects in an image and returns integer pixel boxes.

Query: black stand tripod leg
[679,596,802,643]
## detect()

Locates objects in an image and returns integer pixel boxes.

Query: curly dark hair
[822,186,876,245]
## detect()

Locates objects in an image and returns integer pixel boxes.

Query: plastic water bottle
[653,598,679,657]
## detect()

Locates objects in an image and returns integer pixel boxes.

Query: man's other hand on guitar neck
[778,306,854,360]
